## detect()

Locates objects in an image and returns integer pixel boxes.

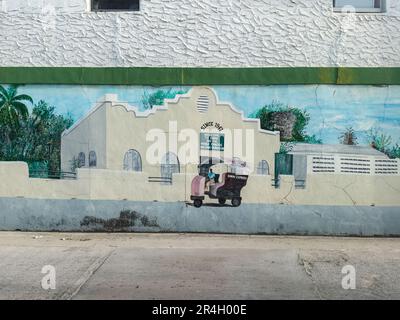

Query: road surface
[0,232,399,299]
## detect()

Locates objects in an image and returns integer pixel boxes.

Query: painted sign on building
[200,133,225,151]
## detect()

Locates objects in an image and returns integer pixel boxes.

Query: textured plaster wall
[0,0,399,67]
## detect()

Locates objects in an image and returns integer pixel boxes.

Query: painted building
[291,143,399,176]
[61,87,281,178]
[0,1,399,233]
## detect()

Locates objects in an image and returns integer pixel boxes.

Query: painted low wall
[1,162,399,206]
[1,162,399,235]
[0,197,399,236]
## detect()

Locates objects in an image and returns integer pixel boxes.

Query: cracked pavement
[0,232,399,300]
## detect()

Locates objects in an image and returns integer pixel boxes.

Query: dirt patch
[80,210,159,232]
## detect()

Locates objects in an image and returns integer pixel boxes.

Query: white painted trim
[89,0,141,12]
[333,7,383,13]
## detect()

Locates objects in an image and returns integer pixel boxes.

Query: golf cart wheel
[231,198,241,207]
[218,198,226,205]
[194,199,203,208]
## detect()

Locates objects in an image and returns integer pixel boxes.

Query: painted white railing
[307,155,400,175]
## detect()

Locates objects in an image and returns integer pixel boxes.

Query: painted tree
[253,101,322,144]
[368,128,392,153]
[0,99,74,174]
[388,144,400,159]
[339,126,358,145]
[367,128,400,159]
[0,85,32,126]
[0,85,34,157]
[141,88,187,109]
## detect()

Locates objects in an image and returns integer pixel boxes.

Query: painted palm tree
[0,85,33,126]
[339,126,358,145]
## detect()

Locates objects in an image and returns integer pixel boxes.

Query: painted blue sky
[9,84,400,146]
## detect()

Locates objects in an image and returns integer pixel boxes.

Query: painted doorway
[123,149,142,172]
[161,152,180,184]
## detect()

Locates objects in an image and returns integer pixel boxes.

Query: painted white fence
[307,155,400,175]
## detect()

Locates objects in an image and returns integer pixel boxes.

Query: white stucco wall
[0,0,399,67]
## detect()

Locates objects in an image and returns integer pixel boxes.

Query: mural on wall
[0,84,399,209]
[1,84,399,163]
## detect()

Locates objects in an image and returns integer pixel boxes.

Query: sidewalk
[0,232,399,300]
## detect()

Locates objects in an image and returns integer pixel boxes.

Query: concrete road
[0,232,399,300]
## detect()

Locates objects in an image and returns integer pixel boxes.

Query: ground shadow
[185,202,232,208]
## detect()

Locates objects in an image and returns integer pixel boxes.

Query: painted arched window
[78,152,86,168]
[89,151,97,167]
[257,160,270,175]
[123,149,142,172]
[161,152,180,183]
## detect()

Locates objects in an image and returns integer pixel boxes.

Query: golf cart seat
[209,173,227,197]
[191,175,205,197]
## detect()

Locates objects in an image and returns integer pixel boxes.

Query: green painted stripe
[0,67,399,85]
[337,68,400,85]
[181,67,339,85]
